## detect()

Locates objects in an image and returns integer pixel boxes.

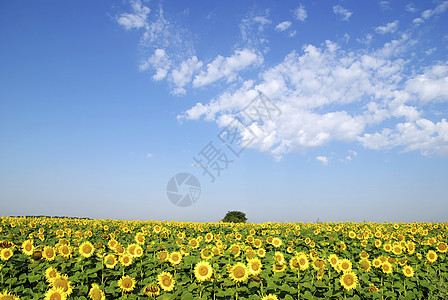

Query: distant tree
[221,211,247,223]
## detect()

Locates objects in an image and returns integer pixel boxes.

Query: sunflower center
[234,266,245,278]
[51,294,62,300]
[199,266,209,276]
[162,277,172,286]
[91,290,102,300]
[123,278,132,288]
[54,279,68,291]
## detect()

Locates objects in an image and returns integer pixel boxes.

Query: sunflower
[247,257,262,275]
[328,254,339,269]
[359,259,371,272]
[134,232,145,245]
[274,251,285,264]
[104,253,118,269]
[58,245,72,259]
[272,262,286,273]
[134,245,143,257]
[272,237,282,248]
[226,244,239,257]
[253,239,262,248]
[257,248,266,258]
[127,244,138,256]
[339,259,352,273]
[369,284,379,292]
[51,274,73,296]
[45,266,60,283]
[194,261,213,282]
[119,253,133,267]
[79,241,94,258]
[383,244,392,253]
[339,271,358,291]
[188,238,199,249]
[118,275,136,292]
[289,256,300,272]
[200,247,214,260]
[157,250,169,262]
[0,248,13,261]
[21,240,34,256]
[168,251,182,266]
[44,287,66,300]
[42,246,56,261]
[157,271,175,292]
[374,239,382,248]
[392,245,403,255]
[297,254,309,271]
[402,265,415,278]
[88,284,105,300]
[426,250,438,263]
[381,261,393,274]
[0,290,20,300]
[228,262,249,283]
[204,233,213,243]
[143,284,160,297]
[437,242,447,253]
[261,294,279,300]
[107,239,118,250]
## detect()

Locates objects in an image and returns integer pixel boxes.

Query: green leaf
[28,274,40,283]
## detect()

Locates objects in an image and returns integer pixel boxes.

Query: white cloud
[239,10,271,50]
[375,21,399,35]
[405,62,448,104]
[139,48,171,81]
[406,3,417,13]
[117,0,150,30]
[192,49,262,88]
[316,156,329,166]
[181,33,448,158]
[333,5,353,21]
[171,56,203,95]
[294,4,307,22]
[360,119,448,156]
[414,1,448,24]
[357,34,373,45]
[146,153,153,159]
[275,21,292,32]
[379,1,391,10]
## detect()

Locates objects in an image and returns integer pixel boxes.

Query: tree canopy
[221,211,247,223]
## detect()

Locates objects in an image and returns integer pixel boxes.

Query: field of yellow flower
[0,217,447,299]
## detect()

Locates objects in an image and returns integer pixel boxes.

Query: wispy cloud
[413,1,448,24]
[333,5,353,21]
[294,4,307,22]
[192,49,262,88]
[275,21,292,32]
[116,0,150,30]
[316,156,329,166]
[406,3,417,13]
[239,10,271,51]
[171,56,203,95]
[375,21,399,34]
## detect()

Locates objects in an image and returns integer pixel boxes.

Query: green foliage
[221,211,247,223]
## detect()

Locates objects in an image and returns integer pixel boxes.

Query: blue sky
[1,0,447,223]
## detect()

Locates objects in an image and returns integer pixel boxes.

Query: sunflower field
[0,217,447,299]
